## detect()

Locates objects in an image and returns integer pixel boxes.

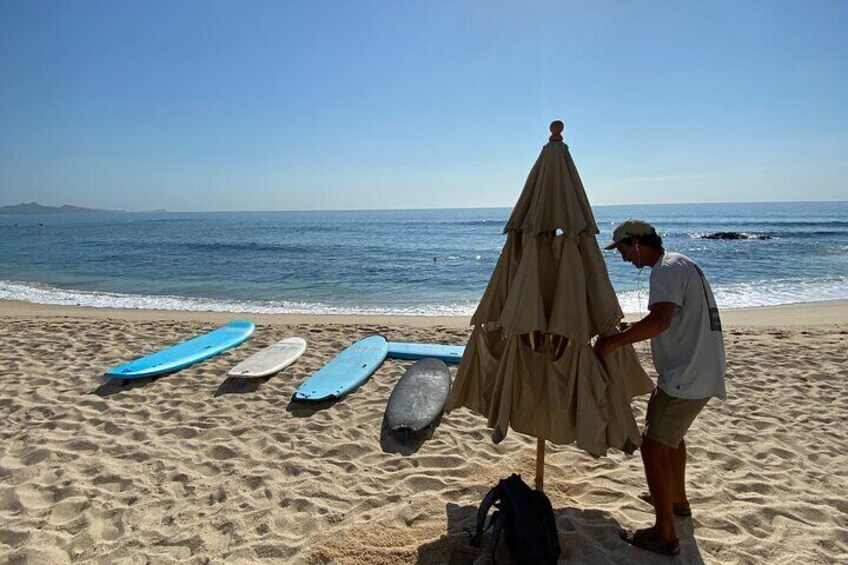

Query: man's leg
[669,438,689,506]
[640,436,677,542]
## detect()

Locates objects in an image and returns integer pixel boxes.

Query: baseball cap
[603,219,657,250]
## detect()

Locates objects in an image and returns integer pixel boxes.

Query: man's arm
[594,302,676,358]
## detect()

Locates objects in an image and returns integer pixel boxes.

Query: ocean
[1,201,846,316]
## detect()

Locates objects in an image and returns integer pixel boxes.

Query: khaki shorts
[644,388,710,448]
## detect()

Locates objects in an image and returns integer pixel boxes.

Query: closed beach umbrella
[447,121,653,490]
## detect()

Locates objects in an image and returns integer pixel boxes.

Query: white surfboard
[227,337,307,378]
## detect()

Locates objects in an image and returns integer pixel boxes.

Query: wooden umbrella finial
[549,120,564,142]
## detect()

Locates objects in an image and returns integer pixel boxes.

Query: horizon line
[3,198,847,215]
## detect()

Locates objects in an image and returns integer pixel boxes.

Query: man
[594,219,726,557]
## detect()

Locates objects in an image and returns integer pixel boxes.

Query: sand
[0,299,846,564]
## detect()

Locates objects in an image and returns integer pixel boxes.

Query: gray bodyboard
[385,358,451,433]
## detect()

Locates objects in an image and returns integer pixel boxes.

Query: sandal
[619,527,681,556]
[638,491,692,517]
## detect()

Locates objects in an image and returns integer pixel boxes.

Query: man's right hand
[594,335,620,359]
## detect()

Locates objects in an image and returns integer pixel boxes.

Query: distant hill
[0,202,117,215]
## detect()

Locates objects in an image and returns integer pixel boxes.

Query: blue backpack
[468,474,561,564]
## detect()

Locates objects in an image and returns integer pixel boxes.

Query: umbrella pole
[535,438,546,492]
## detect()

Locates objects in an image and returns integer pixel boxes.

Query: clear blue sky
[1,1,846,211]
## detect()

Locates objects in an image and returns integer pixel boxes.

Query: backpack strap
[490,510,505,565]
[468,483,502,547]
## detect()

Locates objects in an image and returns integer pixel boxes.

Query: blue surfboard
[294,335,388,401]
[386,342,465,364]
[105,320,255,379]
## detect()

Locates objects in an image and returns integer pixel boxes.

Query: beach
[1,299,846,564]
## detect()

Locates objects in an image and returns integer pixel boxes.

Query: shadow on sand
[284,396,339,417]
[379,413,443,455]
[90,373,170,397]
[414,503,478,565]
[214,376,270,397]
[415,501,705,564]
[284,376,378,417]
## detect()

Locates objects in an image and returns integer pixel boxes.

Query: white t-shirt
[648,252,727,400]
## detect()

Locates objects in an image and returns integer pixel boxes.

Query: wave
[452,219,507,227]
[722,220,848,228]
[105,240,318,255]
[618,275,848,313]
[692,232,772,240]
[645,220,848,229]
[0,280,480,317]
[682,230,848,240]
[4,276,848,317]
[176,241,315,254]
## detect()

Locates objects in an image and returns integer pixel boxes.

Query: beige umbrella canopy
[447,121,653,490]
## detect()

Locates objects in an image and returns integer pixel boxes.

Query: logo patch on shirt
[694,264,723,332]
[708,307,722,332]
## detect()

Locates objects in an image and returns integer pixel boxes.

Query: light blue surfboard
[293,335,388,401]
[105,320,255,380]
[386,342,465,365]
